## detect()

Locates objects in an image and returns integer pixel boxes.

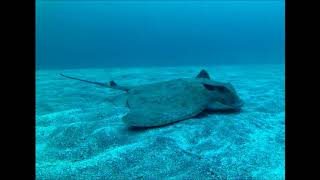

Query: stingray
[60,70,244,127]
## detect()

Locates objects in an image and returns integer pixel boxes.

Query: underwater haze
[36,0,284,69]
[36,0,285,179]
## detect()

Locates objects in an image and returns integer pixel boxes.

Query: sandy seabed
[36,64,285,180]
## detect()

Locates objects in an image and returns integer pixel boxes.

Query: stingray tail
[60,74,129,92]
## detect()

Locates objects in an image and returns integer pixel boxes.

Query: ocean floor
[36,64,285,180]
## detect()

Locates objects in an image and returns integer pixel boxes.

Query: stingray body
[60,70,244,127]
[123,79,211,127]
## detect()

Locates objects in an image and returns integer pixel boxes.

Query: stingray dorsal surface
[122,79,211,127]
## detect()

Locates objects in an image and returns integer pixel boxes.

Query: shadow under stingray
[195,108,242,118]
[127,109,243,132]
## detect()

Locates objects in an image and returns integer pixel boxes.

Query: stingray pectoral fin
[122,110,186,127]
[122,107,205,127]
[122,110,162,127]
[207,102,231,110]
[104,94,128,107]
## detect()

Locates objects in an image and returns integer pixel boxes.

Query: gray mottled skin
[60,70,244,127]
[123,79,211,127]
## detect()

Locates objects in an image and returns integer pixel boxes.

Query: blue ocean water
[36,0,285,179]
[36,0,284,69]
